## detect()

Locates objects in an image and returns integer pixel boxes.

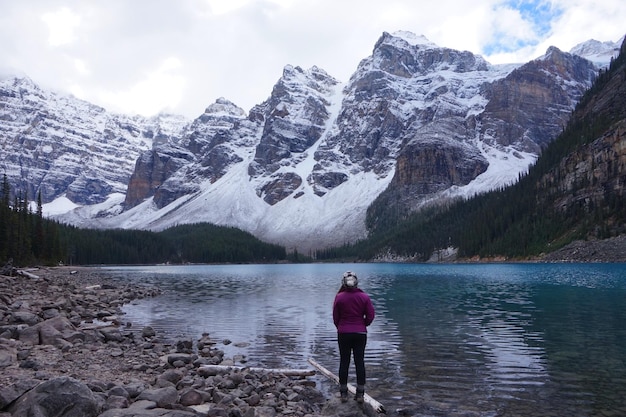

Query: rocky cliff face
[551,120,626,210]
[123,65,341,210]
[478,47,597,153]
[123,98,250,209]
[0,76,187,205]
[538,39,626,216]
[364,35,599,229]
[247,65,340,203]
[1,31,620,252]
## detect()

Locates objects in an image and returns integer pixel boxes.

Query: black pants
[338,332,367,386]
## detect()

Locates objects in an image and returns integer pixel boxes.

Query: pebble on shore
[0,267,378,417]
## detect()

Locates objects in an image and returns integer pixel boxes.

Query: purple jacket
[333,288,375,333]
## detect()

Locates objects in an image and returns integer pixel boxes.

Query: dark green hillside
[319,36,626,262]
[158,223,286,264]
[0,183,287,267]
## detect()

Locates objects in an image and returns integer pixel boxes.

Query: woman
[332,271,376,403]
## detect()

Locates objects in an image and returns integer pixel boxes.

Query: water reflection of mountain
[114,263,626,416]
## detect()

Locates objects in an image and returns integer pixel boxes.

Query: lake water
[102,263,626,416]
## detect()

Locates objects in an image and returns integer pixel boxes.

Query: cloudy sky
[1,0,624,119]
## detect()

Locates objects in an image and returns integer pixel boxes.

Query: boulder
[136,386,179,408]
[11,311,41,326]
[157,369,184,386]
[179,388,204,406]
[99,326,125,342]
[103,395,129,410]
[141,326,156,338]
[0,345,16,368]
[0,379,39,409]
[17,316,82,348]
[164,353,194,366]
[8,376,100,417]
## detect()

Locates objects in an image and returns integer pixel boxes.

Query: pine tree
[32,191,44,259]
[0,175,10,260]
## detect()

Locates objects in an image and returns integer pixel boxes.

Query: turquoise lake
[102,263,626,416]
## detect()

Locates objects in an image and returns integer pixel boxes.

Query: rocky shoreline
[0,267,375,417]
[540,235,626,263]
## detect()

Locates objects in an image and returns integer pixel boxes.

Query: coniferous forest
[0,175,287,267]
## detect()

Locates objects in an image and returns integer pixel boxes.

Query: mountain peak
[375,31,438,52]
[203,97,246,118]
[569,36,622,67]
[280,64,337,84]
[391,31,437,48]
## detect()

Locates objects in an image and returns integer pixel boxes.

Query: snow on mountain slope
[0,74,188,206]
[22,31,622,252]
[143,82,391,252]
[569,37,624,67]
[68,79,388,252]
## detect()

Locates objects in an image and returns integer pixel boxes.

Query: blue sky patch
[483,0,564,55]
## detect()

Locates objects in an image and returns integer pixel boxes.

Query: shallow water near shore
[102,263,626,416]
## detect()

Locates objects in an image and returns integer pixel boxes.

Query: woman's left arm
[364,296,375,326]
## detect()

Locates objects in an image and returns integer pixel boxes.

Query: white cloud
[1,0,624,118]
[73,58,89,76]
[205,0,253,15]
[97,57,186,116]
[41,7,81,46]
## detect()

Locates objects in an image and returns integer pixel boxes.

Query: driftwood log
[16,269,40,279]
[308,358,386,414]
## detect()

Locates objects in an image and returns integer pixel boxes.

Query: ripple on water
[113,263,626,417]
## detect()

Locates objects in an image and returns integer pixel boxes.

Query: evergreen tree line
[317,40,626,262]
[1,176,287,267]
[0,176,65,266]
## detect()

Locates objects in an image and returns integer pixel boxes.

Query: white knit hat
[342,271,358,287]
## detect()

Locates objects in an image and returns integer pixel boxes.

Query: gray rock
[320,397,377,417]
[8,376,100,417]
[0,379,39,409]
[122,383,145,400]
[0,345,16,368]
[196,333,215,350]
[254,406,277,417]
[128,399,157,409]
[17,315,82,349]
[142,326,156,338]
[17,325,39,345]
[179,388,204,406]
[206,407,228,417]
[136,386,179,408]
[158,369,184,385]
[175,339,193,353]
[39,320,73,349]
[245,393,261,406]
[108,385,130,399]
[99,326,125,342]
[165,353,194,365]
[42,308,60,320]
[11,311,41,326]
[104,394,130,410]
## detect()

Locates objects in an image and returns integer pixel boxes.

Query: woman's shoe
[355,386,365,404]
[340,385,349,403]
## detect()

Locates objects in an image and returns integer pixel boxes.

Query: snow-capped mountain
[1,31,621,252]
[569,37,623,67]
[0,75,188,212]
